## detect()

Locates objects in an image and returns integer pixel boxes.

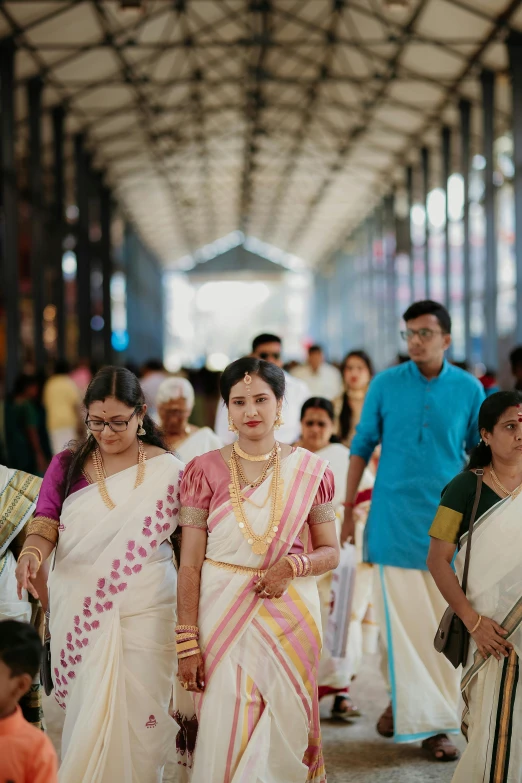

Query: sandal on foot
[422,734,460,762]
[331,695,361,721]
[376,703,394,738]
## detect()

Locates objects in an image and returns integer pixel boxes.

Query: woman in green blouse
[428,391,522,781]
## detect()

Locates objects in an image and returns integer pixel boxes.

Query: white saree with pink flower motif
[48,453,183,783]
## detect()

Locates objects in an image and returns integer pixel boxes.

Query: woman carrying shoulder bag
[427,391,522,780]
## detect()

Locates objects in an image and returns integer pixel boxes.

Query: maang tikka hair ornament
[244,372,252,395]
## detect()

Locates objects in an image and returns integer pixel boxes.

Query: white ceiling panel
[6,0,521,266]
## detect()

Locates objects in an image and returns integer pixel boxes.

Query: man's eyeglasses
[259,352,281,361]
[85,408,138,433]
[400,328,444,343]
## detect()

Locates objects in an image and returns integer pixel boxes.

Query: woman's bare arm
[427,537,511,660]
[15,534,55,601]
[254,520,340,598]
[176,526,207,692]
[177,527,207,626]
[308,520,340,575]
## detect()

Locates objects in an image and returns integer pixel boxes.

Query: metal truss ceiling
[4,0,522,267]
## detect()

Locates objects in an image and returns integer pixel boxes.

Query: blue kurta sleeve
[464,381,486,452]
[350,376,382,463]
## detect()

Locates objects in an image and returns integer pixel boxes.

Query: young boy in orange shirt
[0,620,57,782]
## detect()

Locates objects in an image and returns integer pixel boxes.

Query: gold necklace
[233,448,276,489]
[348,389,366,401]
[233,441,278,462]
[93,440,147,510]
[229,446,283,555]
[490,467,522,499]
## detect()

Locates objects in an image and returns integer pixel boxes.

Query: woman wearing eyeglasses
[297,397,375,721]
[15,366,184,783]
[156,377,222,462]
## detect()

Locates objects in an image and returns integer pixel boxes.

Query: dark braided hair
[66,366,166,492]
[338,350,374,443]
[466,390,522,470]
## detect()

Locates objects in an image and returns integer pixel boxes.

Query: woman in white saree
[428,391,522,776]
[176,358,340,783]
[296,397,375,721]
[15,367,183,783]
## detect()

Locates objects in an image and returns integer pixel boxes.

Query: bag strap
[461,469,484,595]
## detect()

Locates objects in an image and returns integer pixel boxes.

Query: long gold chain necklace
[93,440,147,510]
[233,442,276,462]
[229,445,283,554]
[490,466,522,500]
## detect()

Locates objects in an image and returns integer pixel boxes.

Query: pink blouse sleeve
[308,467,336,527]
[179,457,214,530]
[34,450,73,523]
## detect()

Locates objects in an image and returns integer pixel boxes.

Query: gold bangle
[175,624,199,635]
[21,545,43,560]
[178,647,201,660]
[176,632,199,642]
[176,640,200,653]
[470,614,482,634]
[19,549,42,568]
[284,555,298,579]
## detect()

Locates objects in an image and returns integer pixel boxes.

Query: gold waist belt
[205,558,266,578]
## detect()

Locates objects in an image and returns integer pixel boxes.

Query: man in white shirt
[291,345,343,401]
[215,333,310,445]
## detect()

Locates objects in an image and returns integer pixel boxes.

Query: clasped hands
[253,557,294,600]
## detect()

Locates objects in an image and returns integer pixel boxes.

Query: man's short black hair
[402,300,451,334]
[510,346,522,369]
[0,620,42,679]
[308,345,323,354]
[252,334,282,353]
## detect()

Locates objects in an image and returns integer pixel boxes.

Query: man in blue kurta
[342,300,484,762]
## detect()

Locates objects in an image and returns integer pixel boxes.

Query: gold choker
[233,442,279,462]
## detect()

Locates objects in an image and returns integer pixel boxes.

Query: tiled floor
[44,653,463,781]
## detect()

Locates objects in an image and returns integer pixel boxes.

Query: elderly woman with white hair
[156,377,222,462]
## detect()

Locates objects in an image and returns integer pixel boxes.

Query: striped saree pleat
[489,650,519,783]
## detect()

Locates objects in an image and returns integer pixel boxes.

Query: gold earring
[228,415,238,433]
[137,422,146,436]
[274,409,284,430]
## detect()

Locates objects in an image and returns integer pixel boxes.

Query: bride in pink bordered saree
[176,358,340,783]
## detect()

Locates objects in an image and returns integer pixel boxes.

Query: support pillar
[52,106,66,361]
[406,165,414,302]
[460,99,472,363]
[100,184,113,363]
[421,147,430,299]
[384,193,397,362]
[481,70,498,370]
[0,41,18,392]
[28,77,45,369]
[508,34,522,345]
[442,126,451,311]
[75,133,92,361]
